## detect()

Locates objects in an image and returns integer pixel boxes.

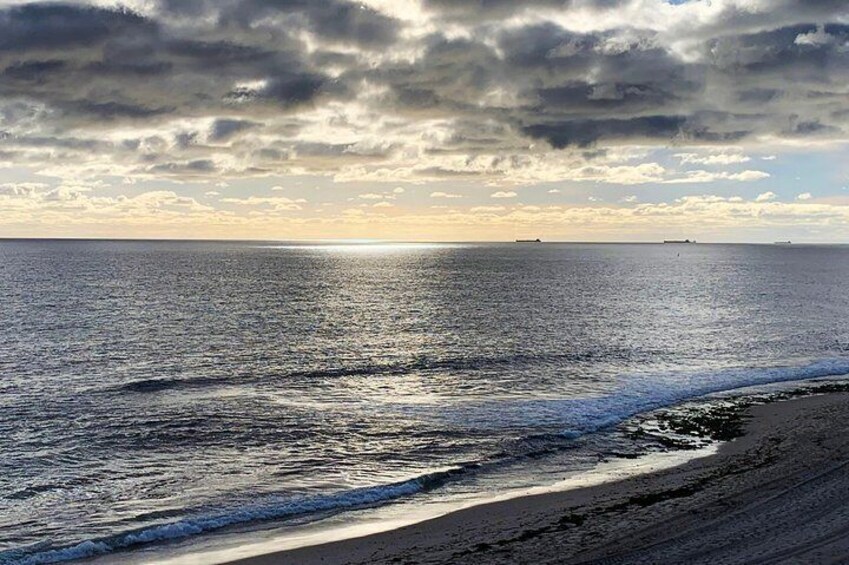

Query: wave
[582,356,849,433]
[111,348,648,394]
[11,358,849,565]
[0,465,475,565]
[429,357,849,435]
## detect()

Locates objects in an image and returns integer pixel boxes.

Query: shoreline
[223,389,849,565]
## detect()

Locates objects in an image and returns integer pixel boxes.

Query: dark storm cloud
[372,35,503,116]
[371,23,711,145]
[0,3,152,52]
[523,116,687,148]
[2,60,66,82]
[241,0,399,47]
[420,0,624,22]
[160,0,400,48]
[148,159,218,174]
[0,0,846,178]
[375,10,847,148]
[61,100,174,120]
[209,118,259,141]
[0,1,337,126]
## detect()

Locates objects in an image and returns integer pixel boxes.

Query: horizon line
[0,237,840,246]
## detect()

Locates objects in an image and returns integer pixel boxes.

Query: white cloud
[334,151,668,187]
[358,193,385,200]
[675,153,751,166]
[795,25,834,46]
[430,191,462,198]
[6,184,849,241]
[797,192,813,201]
[756,191,777,202]
[0,183,49,197]
[548,189,561,194]
[373,201,394,208]
[620,195,638,203]
[729,171,771,182]
[392,187,405,194]
[491,191,517,198]
[220,196,306,210]
[665,170,770,184]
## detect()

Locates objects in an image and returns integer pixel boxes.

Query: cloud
[664,170,771,184]
[430,191,462,198]
[794,25,835,46]
[0,182,49,196]
[209,119,259,141]
[675,152,751,165]
[797,192,813,200]
[729,170,771,181]
[0,0,844,190]
[756,191,777,202]
[522,117,690,149]
[0,184,216,224]
[491,191,517,198]
[219,195,306,210]
[6,180,849,241]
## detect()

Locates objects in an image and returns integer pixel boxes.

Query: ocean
[2,240,849,564]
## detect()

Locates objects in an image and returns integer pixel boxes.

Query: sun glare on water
[261,242,459,253]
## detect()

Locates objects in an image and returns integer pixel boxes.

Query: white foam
[427,357,849,435]
[4,468,462,565]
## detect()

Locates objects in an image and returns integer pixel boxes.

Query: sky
[0,0,847,242]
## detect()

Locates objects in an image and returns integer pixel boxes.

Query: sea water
[2,240,849,564]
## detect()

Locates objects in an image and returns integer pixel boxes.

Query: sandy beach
[226,389,849,565]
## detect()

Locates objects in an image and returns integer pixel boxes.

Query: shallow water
[2,241,849,564]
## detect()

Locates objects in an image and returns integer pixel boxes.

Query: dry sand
[226,392,849,565]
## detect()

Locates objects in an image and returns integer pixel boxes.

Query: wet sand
[226,391,849,565]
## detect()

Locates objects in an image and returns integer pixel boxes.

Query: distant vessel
[774,241,792,245]
[663,239,696,244]
[516,238,542,243]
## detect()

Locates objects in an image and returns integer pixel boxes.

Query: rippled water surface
[2,241,849,563]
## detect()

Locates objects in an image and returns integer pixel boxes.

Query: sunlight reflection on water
[259,242,467,253]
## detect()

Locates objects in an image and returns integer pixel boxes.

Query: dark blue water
[2,241,849,564]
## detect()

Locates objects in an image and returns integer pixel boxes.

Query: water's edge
[61,368,849,565]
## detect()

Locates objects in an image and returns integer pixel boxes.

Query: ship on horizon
[516,238,542,243]
[663,239,696,244]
